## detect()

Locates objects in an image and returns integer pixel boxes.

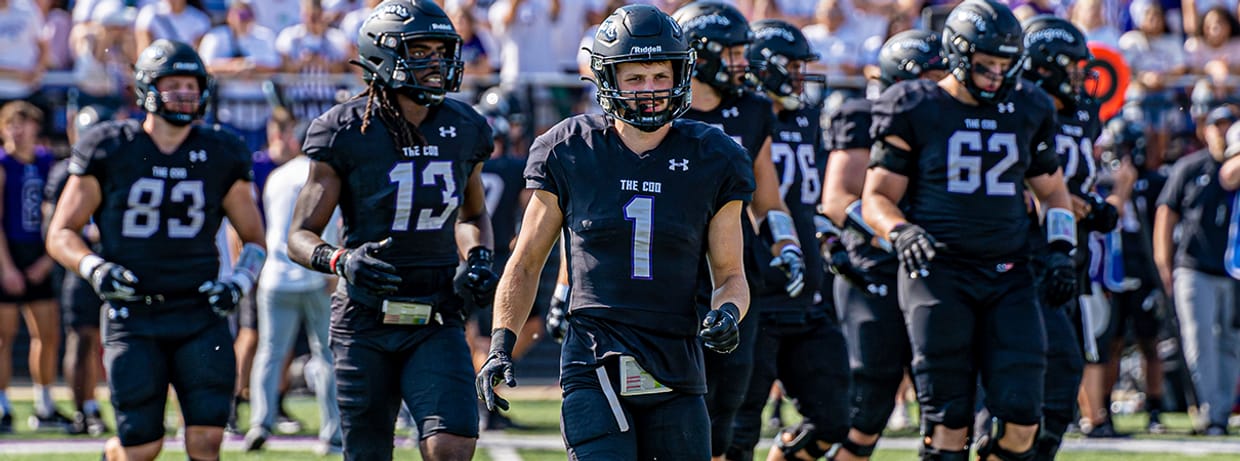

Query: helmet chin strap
[397,85,444,106]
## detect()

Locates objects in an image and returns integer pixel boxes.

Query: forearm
[288,230,329,269]
[863,194,907,240]
[1220,155,1240,191]
[0,231,17,272]
[492,263,540,335]
[456,213,495,257]
[46,227,95,276]
[710,273,750,321]
[1152,207,1177,277]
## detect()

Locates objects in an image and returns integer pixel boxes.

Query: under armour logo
[1077,110,1089,122]
[439,126,456,137]
[669,159,690,171]
[796,116,809,128]
[867,283,889,297]
[188,150,207,162]
[722,107,739,118]
[997,102,1015,113]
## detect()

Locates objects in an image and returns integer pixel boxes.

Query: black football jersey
[684,92,775,163]
[825,97,897,275]
[70,120,253,296]
[757,106,827,309]
[481,154,525,268]
[303,97,492,268]
[870,79,1059,261]
[1055,103,1102,197]
[525,114,755,336]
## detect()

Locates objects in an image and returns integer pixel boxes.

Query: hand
[455,247,499,308]
[769,244,805,297]
[476,329,517,412]
[823,233,885,297]
[699,303,740,354]
[890,224,938,278]
[198,279,243,318]
[1040,248,1077,308]
[544,288,569,344]
[0,269,24,296]
[89,262,140,301]
[1070,194,1091,220]
[1081,194,1119,233]
[334,238,402,295]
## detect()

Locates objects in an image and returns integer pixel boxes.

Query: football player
[672,3,806,458]
[820,29,947,461]
[1006,15,1117,457]
[286,1,497,460]
[476,4,754,459]
[860,1,1076,460]
[724,18,850,461]
[46,39,267,461]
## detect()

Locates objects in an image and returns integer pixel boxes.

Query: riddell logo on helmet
[172,62,199,71]
[431,23,453,31]
[631,45,663,54]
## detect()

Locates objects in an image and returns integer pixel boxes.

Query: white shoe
[887,403,910,431]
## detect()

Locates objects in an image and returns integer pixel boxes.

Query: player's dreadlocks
[358,80,428,150]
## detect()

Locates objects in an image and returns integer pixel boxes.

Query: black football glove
[198,279,243,317]
[544,287,569,344]
[821,231,880,295]
[890,223,938,278]
[769,245,806,298]
[88,262,141,302]
[699,303,741,354]
[455,247,500,308]
[476,328,517,411]
[334,238,402,295]
[1081,194,1119,233]
[1041,244,1078,308]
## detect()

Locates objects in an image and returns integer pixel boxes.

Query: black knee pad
[839,437,876,458]
[849,374,902,435]
[1033,425,1063,461]
[973,417,1037,461]
[775,423,832,460]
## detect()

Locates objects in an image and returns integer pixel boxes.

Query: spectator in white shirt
[1070,0,1123,49]
[488,0,560,84]
[275,0,348,121]
[134,0,212,51]
[801,0,879,80]
[0,0,47,111]
[68,3,135,115]
[250,0,300,37]
[199,0,281,152]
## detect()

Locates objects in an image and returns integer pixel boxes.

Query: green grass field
[0,394,1236,460]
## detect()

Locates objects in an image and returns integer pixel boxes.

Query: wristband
[553,283,570,302]
[309,243,339,274]
[766,210,797,243]
[329,249,347,276]
[77,254,105,279]
[1046,207,1077,247]
[718,302,741,322]
[845,200,893,252]
[489,327,517,355]
[467,246,494,268]
[226,243,266,296]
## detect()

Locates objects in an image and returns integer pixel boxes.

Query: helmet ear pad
[134,39,213,125]
[356,0,465,105]
[590,4,696,131]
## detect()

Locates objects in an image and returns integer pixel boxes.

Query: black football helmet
[673,1,752,96]
[746,19,825,110]
[878,30,947,88]
[588,4,695,132]
[941,0,1025,104]
[1098,116,1147,168]
[356,0,464,105]
[1022,15,1092,108]
[133,39,212,126]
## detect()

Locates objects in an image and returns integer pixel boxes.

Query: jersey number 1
[624,196,654,279]
[389,161,459,231]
